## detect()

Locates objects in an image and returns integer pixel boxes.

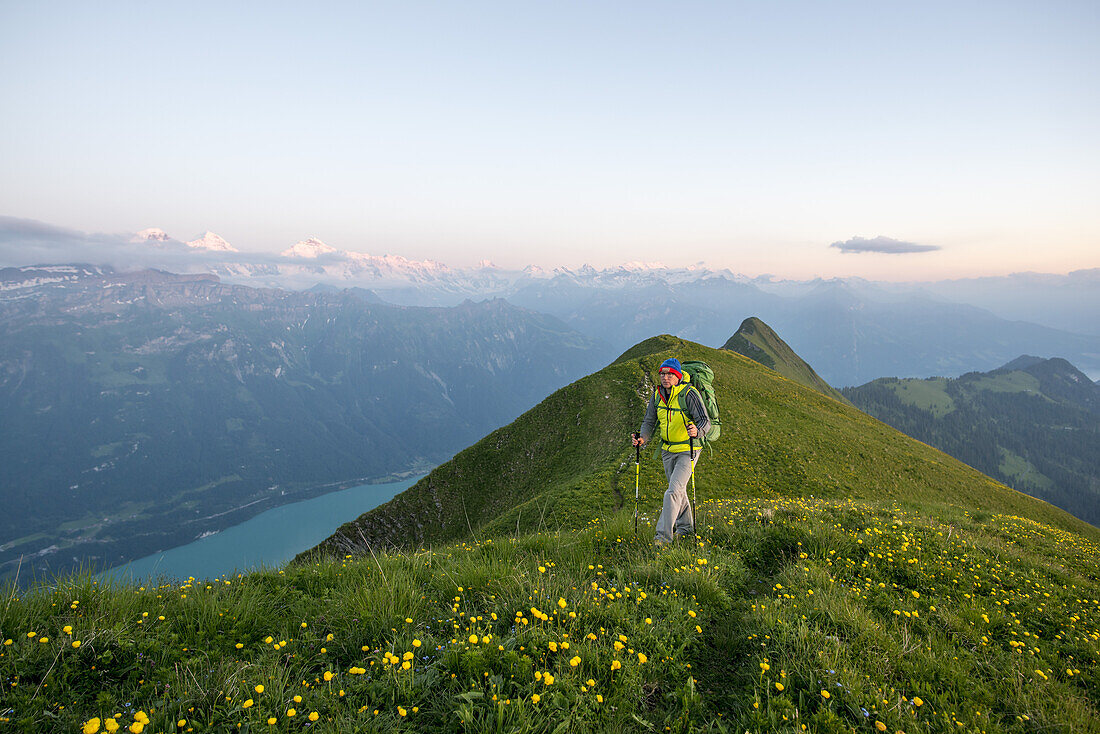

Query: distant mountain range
[0,265,604,580]
[4,216,1098,386]
[844,355,1100,525]
[506,274,1100,386]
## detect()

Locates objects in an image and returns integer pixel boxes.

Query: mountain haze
[6,215,1100,384]
[0,266,604,580]
[507,275,1100,386]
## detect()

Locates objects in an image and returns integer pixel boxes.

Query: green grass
[6,334,1099,731]
[4,499,1099,732]
[310,336,1098,562]
[998,449,1054,491]
[889,378,955,417]
[970,372,1041,395]
[0,535,49,553]
[56,516,104,534]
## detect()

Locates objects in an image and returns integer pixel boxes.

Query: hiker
[632,358,711,544]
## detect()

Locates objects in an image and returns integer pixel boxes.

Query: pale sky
[1,1,1097,279]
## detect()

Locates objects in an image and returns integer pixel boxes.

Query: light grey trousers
[655,448,699,543]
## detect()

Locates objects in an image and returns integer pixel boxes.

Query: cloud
[829,235,940,254]
[0,216,258,271]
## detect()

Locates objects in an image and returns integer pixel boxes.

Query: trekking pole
[688,428,698,538]
[632,433,641,536]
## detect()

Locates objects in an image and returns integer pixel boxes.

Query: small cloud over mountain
[829,235,940,254]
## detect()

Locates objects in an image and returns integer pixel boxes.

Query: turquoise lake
[102,478,417,583]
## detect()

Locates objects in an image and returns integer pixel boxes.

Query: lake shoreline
[100,475,425,583]
[0,468,432,588]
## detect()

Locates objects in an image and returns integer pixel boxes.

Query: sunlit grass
[3,498,1098,732]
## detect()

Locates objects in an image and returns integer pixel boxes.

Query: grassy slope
[7,336,1100,732]
[887,377,956,416]
[721,317,852,406]
[307,335,1098,561]
[5,498,1099,732]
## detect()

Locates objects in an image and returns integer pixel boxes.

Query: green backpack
[681,360,721,443]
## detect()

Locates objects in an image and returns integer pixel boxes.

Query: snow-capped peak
[133,227,172,243]
[186,231,237,252]
[619,260,669,271]
[281,238,337,259]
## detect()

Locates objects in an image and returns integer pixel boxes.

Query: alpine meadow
[4,334,1099,733]
[5,2,1100,732]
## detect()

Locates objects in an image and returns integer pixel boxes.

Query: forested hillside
[844,356,1100,525]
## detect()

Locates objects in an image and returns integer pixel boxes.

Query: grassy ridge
[721,316,852,405]
[308,335,1098,561]
[4,498,1099,732]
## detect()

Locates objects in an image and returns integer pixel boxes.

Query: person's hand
[687,423,698,438]
[632,433,645,447]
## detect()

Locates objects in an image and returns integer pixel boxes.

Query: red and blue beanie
[658,358,683,380]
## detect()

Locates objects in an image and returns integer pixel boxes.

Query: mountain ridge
[304,336,1097,561]
[721,316,851,404]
